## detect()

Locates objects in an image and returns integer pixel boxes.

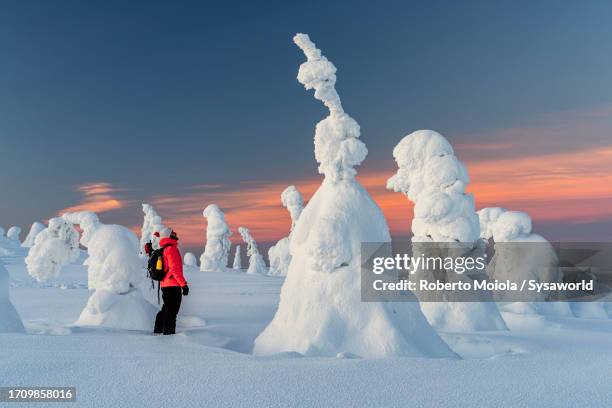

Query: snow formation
[140,204,167,255]
[232,245,242,270]
[238,227,267,275]
[0,259,24,333]
[25,217,80,282]
[22,222,45,248]
[480,208,579,318]
[268,186,304,276]
[62,211,156,330]
[200,204,232,272]
[254,34,456,358]
[387,130,507,332]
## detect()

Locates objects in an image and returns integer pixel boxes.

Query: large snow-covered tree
[268,186,304,277]
[254,34,456,358]
[238,227,267,275]
[22,222,46,248]
[25,217,80,282]
[232,245,242,270]
[200,204,232,272]
[140,204,167,256]
[387,130,507,332]
[0,259,24,333]
[62,211,157,330]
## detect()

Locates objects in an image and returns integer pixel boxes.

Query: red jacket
[159,237,187,288]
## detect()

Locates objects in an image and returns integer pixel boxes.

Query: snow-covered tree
[200,204,232,272]
[232,245,242,270]
[140,204,167,256]
[238,227,267,275]
[6,226,21,243]
[25,217,80,282]
[479,208,584,318]
[0,259,24,333]
[387,130,507,332]
[254,34,456,358]
[22,222,45,248]
[268,186,304,276]
[62,211,156,330]
[184,252,198,268]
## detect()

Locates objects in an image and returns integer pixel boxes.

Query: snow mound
[75,288,157,331]
[200,204,231,272]
[254,34,456,358]
[22,222,45,248]
[269,186,304,276]
[238,227,267,275]
[25,218,80,282]
[388,130,507,332]
[0,260,25,333]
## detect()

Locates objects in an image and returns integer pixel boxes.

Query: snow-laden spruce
[0,259,25,333]
[184,252,198,268]
[268,186,304,276]
[25,217,80,282]
[479,208,595,318]
[232,245,242,270]
[22,222,45,248]
[238,227,267,275]
[140,204,167,255]
[6,226,21,243]
[62,211,157,330]
[387,130,507,332]
[254,34,456,358]
[200,204,232,272]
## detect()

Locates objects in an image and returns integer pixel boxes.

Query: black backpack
[147,246,169,281]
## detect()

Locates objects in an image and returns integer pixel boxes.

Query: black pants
[154,286,182,335]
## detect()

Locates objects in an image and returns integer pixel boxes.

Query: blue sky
[1,0,612,249]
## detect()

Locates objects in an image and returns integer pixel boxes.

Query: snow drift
[254,34,456,358]
[238,227,267,275]
[200,204,232,272]
[268,186,304,277]
[387,130,507,332]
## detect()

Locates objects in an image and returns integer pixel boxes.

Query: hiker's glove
[144,242,153,255]
[182,285,189,296]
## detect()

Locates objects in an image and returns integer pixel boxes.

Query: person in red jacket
[149,230,189,335]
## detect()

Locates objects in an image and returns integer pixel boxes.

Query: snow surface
[2,251,612,407]
[200,204,232,272]
[254,34,456,358]
[238,227,267,275]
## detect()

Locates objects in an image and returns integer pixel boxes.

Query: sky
[1,0,612,254]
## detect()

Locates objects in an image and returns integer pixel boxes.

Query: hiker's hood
[159,237,178,247]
